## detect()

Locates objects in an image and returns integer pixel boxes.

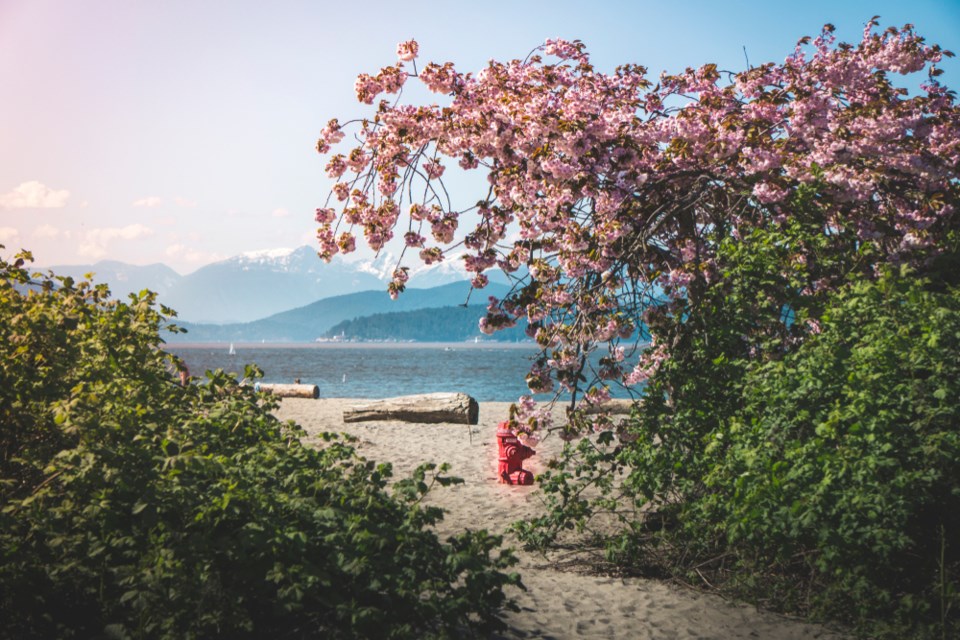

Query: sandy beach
[276,398,847,640]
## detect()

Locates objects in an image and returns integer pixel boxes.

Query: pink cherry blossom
[397,39,419,62]
[423,159,445,179]
[336,232,356,254]
[315,22,959,437]
[354,73,383,104]
[314,207,336,224]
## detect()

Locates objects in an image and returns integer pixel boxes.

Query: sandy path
[276,398,846,640]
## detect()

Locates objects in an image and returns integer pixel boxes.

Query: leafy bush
[518,268,960,638]
[698,270,960,636]
[514,213,836,549]
[0,251,519,639]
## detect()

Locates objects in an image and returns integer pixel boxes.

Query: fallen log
[584,399,635,415]
[255,383,320,399]
[343,392,479,425]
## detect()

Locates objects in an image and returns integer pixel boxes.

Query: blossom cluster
[315,22,959,436]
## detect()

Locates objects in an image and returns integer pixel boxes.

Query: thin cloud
[0,181,70,209]
[78,224,154,259]
[174,197,197,208]
[165,243,186,257]
[133,196,163,208]
[33,223,61,239]
[0,227,21,243]
[165,242,225,265]
[271,208,290,218]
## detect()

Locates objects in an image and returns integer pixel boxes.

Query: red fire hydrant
[496,421,535,485]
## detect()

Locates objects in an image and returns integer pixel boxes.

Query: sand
[275,398,847,640]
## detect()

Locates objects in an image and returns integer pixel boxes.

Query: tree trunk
[343,392,479,425]
[256,383,320,399]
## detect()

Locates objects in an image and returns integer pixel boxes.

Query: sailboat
[228,343,236,356]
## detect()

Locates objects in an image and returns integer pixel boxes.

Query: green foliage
[514,202,841,553]
[698,270,960,636]
[517,219,960,637]
[511,432,625,552]
[0,250,519,639]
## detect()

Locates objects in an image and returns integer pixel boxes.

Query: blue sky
[1,0,957,273]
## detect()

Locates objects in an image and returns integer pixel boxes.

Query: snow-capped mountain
[346,249,508,289]
[158,246,385,323]
[43,246,510,324]
[167,280,513,344]
[349,250,403,281]
[408,255,480,288]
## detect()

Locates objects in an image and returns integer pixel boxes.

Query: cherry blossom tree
[315,21,958,438]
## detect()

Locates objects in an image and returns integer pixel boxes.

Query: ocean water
[169,343,540,402]
[167,343,629,402]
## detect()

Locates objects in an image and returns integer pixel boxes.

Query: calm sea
[167,343,628,402]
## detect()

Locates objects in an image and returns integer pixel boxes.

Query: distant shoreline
[168,341,539,350]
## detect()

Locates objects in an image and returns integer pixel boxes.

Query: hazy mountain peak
[43,260,182,298]
[352,251,401,280]
[169,279,514,343]
[42,245,510,325]
[238,247,298,261]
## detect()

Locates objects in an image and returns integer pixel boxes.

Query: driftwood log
[256,383,320,399]
[584,399,635,415]
[343,392,479,425]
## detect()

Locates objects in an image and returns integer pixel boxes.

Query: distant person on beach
[180,365,190,386]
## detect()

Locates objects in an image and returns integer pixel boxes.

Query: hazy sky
[2,0,957,273]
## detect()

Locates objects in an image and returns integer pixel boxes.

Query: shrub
[518,268,960,638]
[698,270,960,636]
[0,251,519,639]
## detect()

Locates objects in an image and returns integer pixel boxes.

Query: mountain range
[165,281,511,343]
[323,304,529,343]
[46,246,506,324]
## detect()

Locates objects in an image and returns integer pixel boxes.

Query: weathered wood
[256,383,320,399]
[343,392,479,425]
[584,399,635,415]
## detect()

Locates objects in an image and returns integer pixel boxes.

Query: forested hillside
[167,281,511,343]
[324,305,529,342]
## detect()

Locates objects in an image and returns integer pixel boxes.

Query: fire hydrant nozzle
[496,422,535,485]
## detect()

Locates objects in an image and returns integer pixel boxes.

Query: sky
[1,0,958,274]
